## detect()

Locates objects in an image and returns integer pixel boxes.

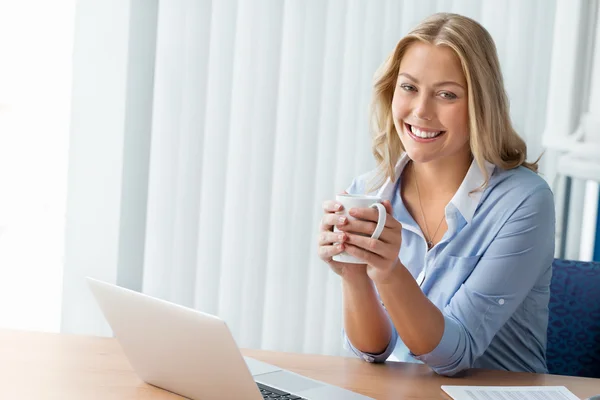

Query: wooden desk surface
[1,329,598,399]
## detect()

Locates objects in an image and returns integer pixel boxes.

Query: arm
[338,175,398,361]
[411,186,555,375]
[345,186,555,375]
[342,273,397,361]
[375,263,445,356]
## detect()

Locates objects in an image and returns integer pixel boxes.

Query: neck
[410,149,472,196]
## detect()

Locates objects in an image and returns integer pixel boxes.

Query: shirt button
[363,355,375,363]
[498,299,505,305]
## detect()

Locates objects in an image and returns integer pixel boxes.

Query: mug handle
[369,203,387,240]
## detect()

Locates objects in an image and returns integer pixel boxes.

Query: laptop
[87,277,373,400]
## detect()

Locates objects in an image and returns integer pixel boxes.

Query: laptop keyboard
[257,382,307,399]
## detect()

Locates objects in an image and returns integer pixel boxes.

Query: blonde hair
[370,12,538,190]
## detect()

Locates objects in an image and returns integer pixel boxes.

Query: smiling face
[392,41,470,165]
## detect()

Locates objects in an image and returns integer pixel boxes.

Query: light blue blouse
[343,154,555,376]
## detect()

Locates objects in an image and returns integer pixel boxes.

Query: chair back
[547,259,600,378]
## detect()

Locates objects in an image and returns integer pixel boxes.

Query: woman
[317,13,554,376]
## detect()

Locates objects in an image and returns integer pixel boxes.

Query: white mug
[332,194,387,264]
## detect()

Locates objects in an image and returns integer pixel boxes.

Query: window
[0,1,75,331]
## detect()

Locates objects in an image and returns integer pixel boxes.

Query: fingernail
[348,208,356,216]
[334,203,341,210]
[339,216,346,224]
[338,234,345,242]
[337,243,344,250]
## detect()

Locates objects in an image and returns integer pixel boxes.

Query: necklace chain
[413,163,446,250]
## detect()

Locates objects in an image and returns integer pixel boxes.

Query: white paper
[441,385,581,400]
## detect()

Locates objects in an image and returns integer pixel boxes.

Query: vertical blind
[107,0,557,355]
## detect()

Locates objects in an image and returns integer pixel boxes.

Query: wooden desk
[1,330,599,399]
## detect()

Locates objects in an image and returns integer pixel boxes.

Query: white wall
[61,0,131,336]
[61,0,158,336]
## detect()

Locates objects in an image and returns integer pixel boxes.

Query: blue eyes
[399,83,457,100]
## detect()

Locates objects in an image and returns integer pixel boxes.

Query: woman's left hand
[338,200,403,284]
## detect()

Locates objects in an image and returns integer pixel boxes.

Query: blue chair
[546,259,600,378]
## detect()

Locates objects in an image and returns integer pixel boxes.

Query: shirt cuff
[411,314,462,368]
[343,327,398,363]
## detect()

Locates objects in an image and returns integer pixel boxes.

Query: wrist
[373,259,406,285]
[341,269,373,289]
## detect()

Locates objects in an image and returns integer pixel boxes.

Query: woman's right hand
[318,194,367,279]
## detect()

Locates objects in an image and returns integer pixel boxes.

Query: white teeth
[410,125,442,138]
